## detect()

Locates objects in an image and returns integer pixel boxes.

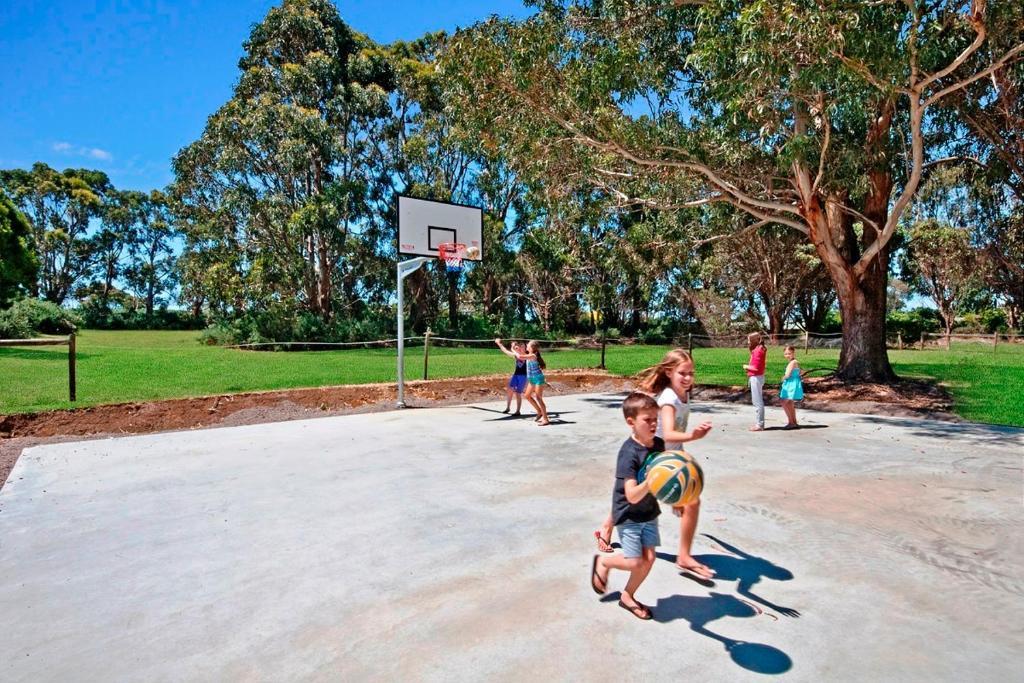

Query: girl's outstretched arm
[494,338,519,359]
[659,405,712,443]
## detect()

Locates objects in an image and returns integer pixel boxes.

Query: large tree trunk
[766,306,784,341]
[833,272,895,382]
[807,193,896,383]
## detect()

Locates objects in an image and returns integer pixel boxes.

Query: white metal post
[397,257,432,408]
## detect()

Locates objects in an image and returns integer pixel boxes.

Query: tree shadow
[0,348,93,360]
[652,592,793,675]
[579,393,630,409]
[855,414,1023,447]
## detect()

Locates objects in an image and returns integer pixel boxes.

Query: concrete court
[1,394,1022,682]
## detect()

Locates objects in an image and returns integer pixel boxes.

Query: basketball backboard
[398,195,483,261]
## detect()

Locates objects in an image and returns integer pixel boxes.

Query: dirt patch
[0,371,955,487]
[693,375,956,422]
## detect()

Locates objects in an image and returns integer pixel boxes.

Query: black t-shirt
[611,436,663,525]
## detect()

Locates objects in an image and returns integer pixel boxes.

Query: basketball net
[438,242,466,273]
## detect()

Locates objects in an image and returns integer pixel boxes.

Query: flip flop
[590,555,607,595]
[618,599,653,620]
[594,531,614,553]
[676,561,716,580]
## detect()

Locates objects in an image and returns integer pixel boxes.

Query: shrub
[0,298,82,338]
[887,307,941,342]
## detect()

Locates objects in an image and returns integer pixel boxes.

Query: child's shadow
[657,534,800,618]
[653,592,793,674]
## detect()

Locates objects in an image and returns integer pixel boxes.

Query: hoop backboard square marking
[428,226,457,250]
[398,195,483,260]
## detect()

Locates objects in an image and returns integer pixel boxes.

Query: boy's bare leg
[677,501,715,578]
[621,548,655,605]
[596,553,640,589]
[514,392,522,413]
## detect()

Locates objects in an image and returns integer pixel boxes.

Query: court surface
[2,393,1022,681]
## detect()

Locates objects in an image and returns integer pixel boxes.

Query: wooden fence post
[804,330,810,352]
[687,333,692,355]
[600,334,606,370]
[68,333,76,402]
[422,328,431,380]
[919,332,926,350]
[993,332,998,351]
[897,333,903,351]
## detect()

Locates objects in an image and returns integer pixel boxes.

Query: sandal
[618,599,653,620]
[590,555,608,595]
[594,530,614,553]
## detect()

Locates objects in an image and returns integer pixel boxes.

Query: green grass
[2,330,1022,426]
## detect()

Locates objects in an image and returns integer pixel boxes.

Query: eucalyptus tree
[124,190,178,317]
[905,220,983,337]
[708,222,832,338]
[0,192,38,306]
[444,0,1024,381]
[172,0,395,322]
[370,33,534,331]
[0,163,110,304]
[92,189,144,309]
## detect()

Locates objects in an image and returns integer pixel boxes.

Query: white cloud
[52,141,113,162]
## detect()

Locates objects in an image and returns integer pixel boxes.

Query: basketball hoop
[438,242,466,273]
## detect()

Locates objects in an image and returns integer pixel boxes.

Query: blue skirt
[508,374,527,393]
[779,378,803,401]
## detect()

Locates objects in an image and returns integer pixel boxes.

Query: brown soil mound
[0,371,955,487]
[694,375,956,421]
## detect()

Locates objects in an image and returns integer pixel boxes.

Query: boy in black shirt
[590,392,663,620]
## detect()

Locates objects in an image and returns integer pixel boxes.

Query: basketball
[465,245,480,259]
[640,450,704,506]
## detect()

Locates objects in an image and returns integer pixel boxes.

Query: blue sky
[1,0,532,192]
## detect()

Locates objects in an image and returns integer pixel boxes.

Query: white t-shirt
[655,387,690,450]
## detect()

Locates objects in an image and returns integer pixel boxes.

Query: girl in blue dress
[495,340,527,415]
[779,345,804,429]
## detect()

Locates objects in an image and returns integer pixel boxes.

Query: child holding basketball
[594,348,715,579]
[591,392,664,620]
[495,339,527,415]
[779,345,804,429]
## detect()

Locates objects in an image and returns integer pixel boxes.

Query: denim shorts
[616,520,660,558]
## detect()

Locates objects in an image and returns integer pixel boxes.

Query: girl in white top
[594,348,716,579]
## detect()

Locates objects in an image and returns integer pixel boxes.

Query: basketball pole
[397,257,432,408]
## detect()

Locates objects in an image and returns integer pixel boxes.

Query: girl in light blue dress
[779,345,804,429]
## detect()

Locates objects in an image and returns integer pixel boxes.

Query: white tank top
[655,387,690,450]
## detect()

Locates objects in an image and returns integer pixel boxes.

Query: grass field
[1,330,1022,426]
